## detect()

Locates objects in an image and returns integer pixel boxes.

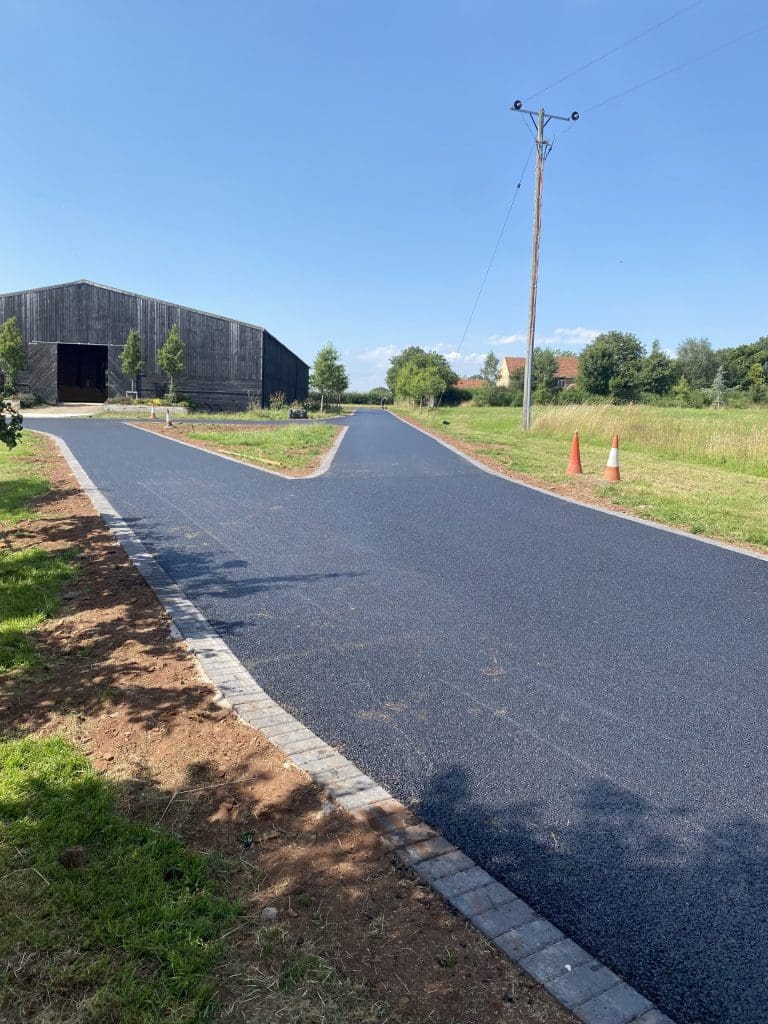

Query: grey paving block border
[43,430,676,1024]
[389,409,768,565]
[125,420,349,479]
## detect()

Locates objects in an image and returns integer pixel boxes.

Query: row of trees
[471,334,768,408]
[574,332,768,406]
[119,325,186,403]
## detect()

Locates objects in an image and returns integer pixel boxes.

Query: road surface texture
[36,410,768,1024]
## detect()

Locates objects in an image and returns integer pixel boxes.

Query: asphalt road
[35,410,768,1024]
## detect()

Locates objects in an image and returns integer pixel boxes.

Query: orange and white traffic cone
[149,406,156,420]
[604,434,621,482]
[566,431,583,475]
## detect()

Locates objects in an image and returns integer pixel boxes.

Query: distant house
[498,354,579,390]
[498,356,526,386]
[456,376,486,389]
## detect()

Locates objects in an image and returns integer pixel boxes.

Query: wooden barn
[0,280,309,409]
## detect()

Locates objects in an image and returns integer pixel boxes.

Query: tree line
[378,333,768,409]
[563,332,768,407]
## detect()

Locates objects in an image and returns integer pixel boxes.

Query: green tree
[532,349,558,402]
[481,351,500,386]
[710,365,727,409]
[157,324,185,403]
[119,329,143,394]
[1,400,23,449]
[386,347,457,397]
[676,338,718,390]
[578,331,645,400]
[717,339,768,390]
[746,361,767,402]
[671,375,693,408]
[396,363,446,407]
[0,317,26,396]
[640,340,676,395]
[368,386,392,404]
[310,343,349,413]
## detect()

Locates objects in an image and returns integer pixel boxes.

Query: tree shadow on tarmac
[416,765,768,1024]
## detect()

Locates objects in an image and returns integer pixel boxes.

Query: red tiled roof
[556,356,580,379]
[503,355,579,378]
[503,356,526,372]
[457,377,486,388]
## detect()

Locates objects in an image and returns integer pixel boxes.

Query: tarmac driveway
[35,409,768,1024]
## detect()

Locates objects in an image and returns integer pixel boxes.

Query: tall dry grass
[530,404,768,476]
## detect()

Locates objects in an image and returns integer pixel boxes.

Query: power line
[523,0,705,102]
[454,143,535,359]
[582,22,766,114]
[546,18,764,145]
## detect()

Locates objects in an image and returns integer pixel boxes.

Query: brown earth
[1,435,574,1024]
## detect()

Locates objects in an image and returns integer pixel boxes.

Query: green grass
[400,405,768,552]
[0,736,240,1024]
[182,423,339,471]
[1,435,78,670]
[0,433,48,524]
[0,547,76,670]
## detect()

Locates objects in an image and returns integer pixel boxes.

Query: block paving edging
[45,431,675,1024]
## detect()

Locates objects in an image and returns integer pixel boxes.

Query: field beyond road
[397,404,768,554]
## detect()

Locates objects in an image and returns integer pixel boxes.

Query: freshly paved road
[36,410,768,1024]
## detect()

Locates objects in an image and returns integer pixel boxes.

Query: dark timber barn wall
[0,281,309,409]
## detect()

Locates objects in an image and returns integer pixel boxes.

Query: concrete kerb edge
[387,409,768,565]
[42,430,676,1024]
[123,420,349,480]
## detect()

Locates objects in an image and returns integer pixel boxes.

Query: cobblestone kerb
[46,431,676,1024]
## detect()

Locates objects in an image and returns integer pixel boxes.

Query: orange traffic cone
[604,434,621,482]
[566,431,583,475]
[149,406,156,420]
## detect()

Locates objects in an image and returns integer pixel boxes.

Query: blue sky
[2,1,766,388]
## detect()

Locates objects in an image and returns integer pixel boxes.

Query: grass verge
[0,735,239,1024]
[0,433,49,523]
[155,423,340,472]
[1,435,77,670]
[396,405,768,553]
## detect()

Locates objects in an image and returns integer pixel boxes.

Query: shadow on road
[416,764,768,1024]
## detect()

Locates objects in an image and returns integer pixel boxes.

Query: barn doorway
[57,344,108,402]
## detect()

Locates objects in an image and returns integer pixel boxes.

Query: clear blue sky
[2,1,765,388]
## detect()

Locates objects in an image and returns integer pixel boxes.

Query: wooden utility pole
[511,101,578,430]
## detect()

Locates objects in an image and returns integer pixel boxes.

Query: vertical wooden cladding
[0,281,308,409]
[78,284,262,383]
[261,330,309,404]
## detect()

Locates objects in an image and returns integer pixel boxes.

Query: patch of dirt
[1,436,574,1024]
[133,421,340,476]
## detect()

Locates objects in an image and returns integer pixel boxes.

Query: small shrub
[1,400,23,449]
[269,391,287,411]
[16,392,44,409]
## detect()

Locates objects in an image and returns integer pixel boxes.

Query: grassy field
[176,422,340,471]
[0,435,76,670]
[398,404,768,553]
[0,735,239,1024]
